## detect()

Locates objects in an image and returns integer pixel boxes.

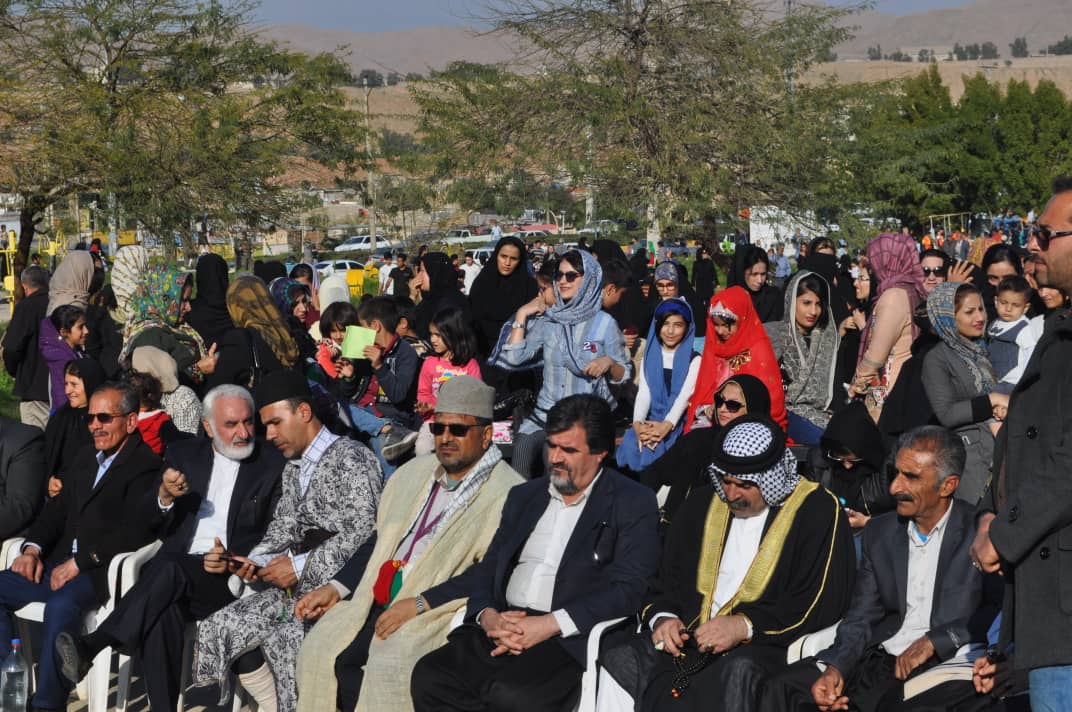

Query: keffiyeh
[707,417,799,506]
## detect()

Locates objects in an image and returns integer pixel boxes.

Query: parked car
[334,234,394,253]
[444,229,488,246]
[315,259,364,278]
[465,247,495,265]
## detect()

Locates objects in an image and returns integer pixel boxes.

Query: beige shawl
[295,454,522,712]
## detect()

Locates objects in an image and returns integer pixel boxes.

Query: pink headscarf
[858,233,927,361]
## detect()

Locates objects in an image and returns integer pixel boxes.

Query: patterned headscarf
[269,277,311,318]
[119,264,205,367]
[227,275,299,367]
[926,281,996,393]
[654,261,678,284]
[707,417,799,507]
[545,250,606,377]
[111,245,150,322]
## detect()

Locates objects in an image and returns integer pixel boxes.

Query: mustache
[893,494,914,503]
[728,498,749,510]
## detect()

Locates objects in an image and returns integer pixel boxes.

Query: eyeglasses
[1032,224,1072,251]
[87,412,126,424]
[921,267,947,277]
[554,270,583,283]
[430,422,484,437]
[714,395,744,413]
[826,450,864,464]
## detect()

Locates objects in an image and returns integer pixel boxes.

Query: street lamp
[363,77,377,251]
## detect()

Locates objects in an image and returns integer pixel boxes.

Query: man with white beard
[55,385,286,712]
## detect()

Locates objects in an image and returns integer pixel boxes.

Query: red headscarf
[686,286,786,431]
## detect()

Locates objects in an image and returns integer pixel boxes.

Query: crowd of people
[0,180,1070,712]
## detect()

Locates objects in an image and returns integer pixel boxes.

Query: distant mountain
[259,24,517,75]
[837,0,1072,58]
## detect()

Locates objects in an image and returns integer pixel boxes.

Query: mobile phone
[219,552,262,574]
[985,645,1007,664]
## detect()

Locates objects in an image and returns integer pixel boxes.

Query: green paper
[341,325,377,359]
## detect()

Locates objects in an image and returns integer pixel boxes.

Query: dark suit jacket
[982,309,1072,669]
[24,431,161,602]
[820,499,998,676]
[1,289,49,401]
[139,437,285,557]
[0,416,47,539]
[464,468,660,664]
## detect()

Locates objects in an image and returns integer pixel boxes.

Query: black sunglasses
[921,267,947,277]
[714,395,744,413]
[826,450,864,464]
[430,422,484,437]
[87,412,126,424]
[554,269,583,283]
[1032,224,1072,251]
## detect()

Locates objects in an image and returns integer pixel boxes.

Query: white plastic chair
[785,621,840,663]
[1,536,161,712]
[448,607,627,712]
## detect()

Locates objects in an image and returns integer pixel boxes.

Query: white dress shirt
[881,504,953,655]
[503,471,603,638]
[186,453,242,555]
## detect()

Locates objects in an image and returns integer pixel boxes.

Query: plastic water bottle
[0,638,27,712]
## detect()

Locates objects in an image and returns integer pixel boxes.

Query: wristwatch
[511,320,525,330]
[415,594,427,614]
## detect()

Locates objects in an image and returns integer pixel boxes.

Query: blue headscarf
[926,281,995,394]
[545,250,606,377]
[643,297,696,421]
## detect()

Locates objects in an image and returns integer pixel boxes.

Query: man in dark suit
[0,415,47,539]
[55,384,284,712]
[0,381,159,711]
[1,265,50,428]
[972,177,1072,711]
[411,394,661,712]
[760,426,998,712]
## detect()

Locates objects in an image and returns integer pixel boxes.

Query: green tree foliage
[867,45,882,60]
[357,69,384,87]
[411,0,860,233]
[0,0,364,281]
[1048,36,1072,55]
[981,42,1000,59]
[1010,37,1029,58]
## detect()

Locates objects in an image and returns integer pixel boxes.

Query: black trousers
[93,551,235,712]
[334,606,384,712]
[411,623,584,712]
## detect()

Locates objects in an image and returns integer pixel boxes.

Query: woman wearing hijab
[491,249,631,477]
[43,358,106,498]
[616,298,700,472]
[691,245,718,306]
[185,253,234,348]
[685,286,786,432]
[733,245,783,323]
[850,233,927,421]
[766,271,841,445]
[269,277,318,365]
[118,264,214,387]
[468,236,538,358]
[206,275,294,390]
[413,251,469,340]
[921,282,1008,504]
[639,374,771,528]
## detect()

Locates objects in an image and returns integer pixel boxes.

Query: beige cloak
[294,453,522,712]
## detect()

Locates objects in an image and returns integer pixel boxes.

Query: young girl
[40,304,89,411]
[316,301,361,378]
[414,306,483,454]
[616,298,701,471]
[127,370,182,456]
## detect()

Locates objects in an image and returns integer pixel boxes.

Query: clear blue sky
[252,0,972,31]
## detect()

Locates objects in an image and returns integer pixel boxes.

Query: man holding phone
[56,384,285,712]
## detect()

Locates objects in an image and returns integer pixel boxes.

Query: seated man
[293,376,524,712]
[0,382,159,711]
[410,393,660,712]
[598,415,856,712]
[192,370,382,712]
[758,425,998,712]
[0,415,47,539]
[55,384,285,712]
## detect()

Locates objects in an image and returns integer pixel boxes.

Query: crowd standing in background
[2,189,1072,712]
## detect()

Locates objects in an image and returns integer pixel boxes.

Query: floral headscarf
[119,264,205,366]
[926,281,996,394]
[269,277,310,318]
[228,275,299,367]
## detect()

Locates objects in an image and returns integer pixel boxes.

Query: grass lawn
[0,322,19,419]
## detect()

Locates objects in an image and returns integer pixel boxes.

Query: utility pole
[785,0,794,103]
[363,77,377,252]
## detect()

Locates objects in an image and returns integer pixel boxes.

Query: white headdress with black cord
[707,416,799,507]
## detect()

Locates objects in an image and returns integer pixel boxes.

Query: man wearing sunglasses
[973,176,1072,711]
[0,381,161,711]
[293,375,523,712]
[411,393,660,712]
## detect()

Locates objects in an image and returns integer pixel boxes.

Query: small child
[394,296,433,358]
[40,304,89,411]
[414,307,483,454]
[339,297,421,477]
[316,301,361,378]
[988,275,1038,394]
[126,370,182,456]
